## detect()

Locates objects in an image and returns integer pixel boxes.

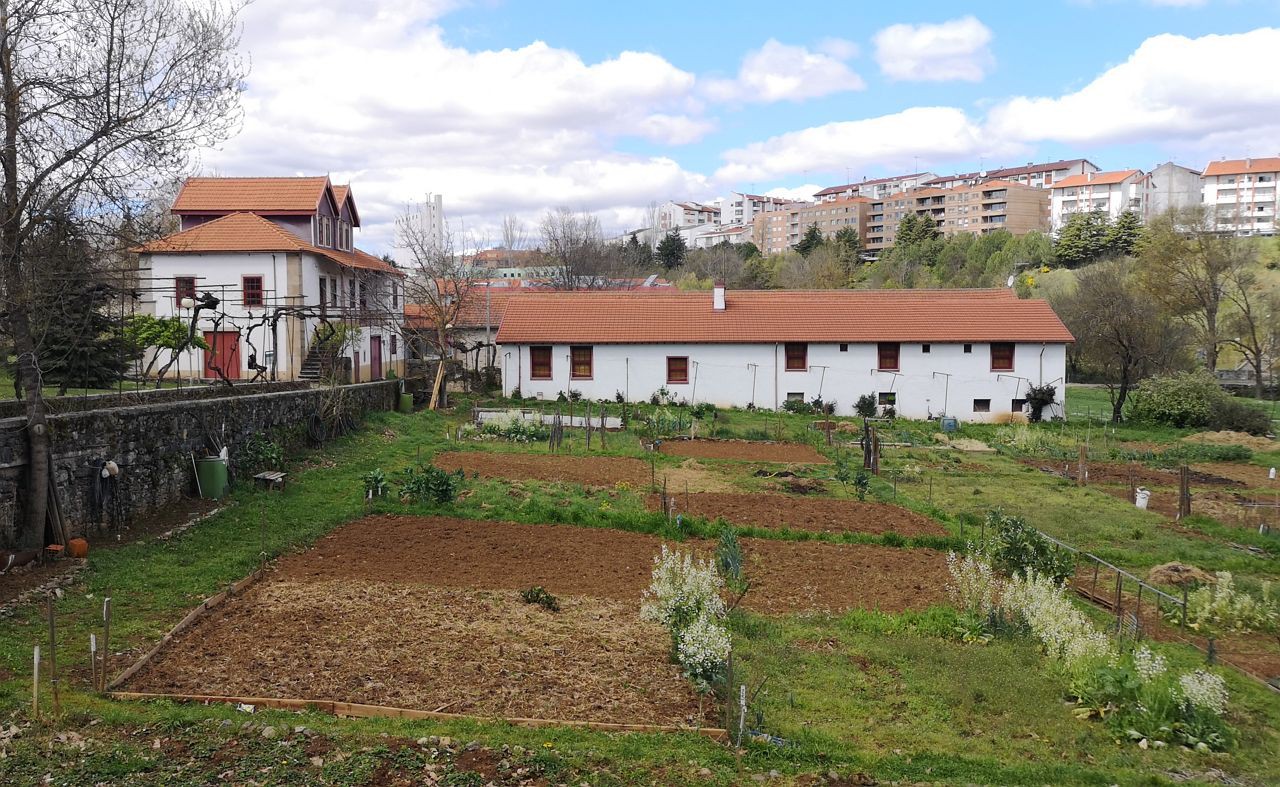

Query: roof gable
[173,176,334,215]
[1052,169,1141,189]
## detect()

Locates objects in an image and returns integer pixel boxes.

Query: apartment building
[1202,157,1279,236]
[716,192,790,226]
[1049,169,1145,230]
[925,159,1098,190]
[657,200,720,231]
[1141,162,1203,219]
[751,198,870,254]
[865,180,1050,253]
[693,223,752,248]
[814,172,936,203]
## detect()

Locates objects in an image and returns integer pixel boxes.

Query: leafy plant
[852,469,871,501]
[520,585,561,612]
[809,397,835,416]
[982,511,1075,584]
[398,464,463,504]
[1181,572,1278,635]
[1024,384,1057,423]
[855,394,877,418]
[363,468,389,498]
[690,401,716,420]
[715,527,744,588]
[781,398,812,415]
[641,545,730,692]
[239,433,284,474]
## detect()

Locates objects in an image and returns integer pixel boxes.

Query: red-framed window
[784,342,807,371]
[242,275,264,307]
[570,345,593,379]
[990,342,1015,371]
[530,345,552,380]
[667,356,689,384]
[877,342,900,371]
[174,276,196,304]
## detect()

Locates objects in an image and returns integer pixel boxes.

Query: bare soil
[433,451,650,487]
[659,439,830,463]
[646,492,947,537]
[1192,463,1280,490]
[1181,431,1278,452]
[1021,459,1242,488]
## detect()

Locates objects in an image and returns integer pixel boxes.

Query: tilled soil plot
[659,439,830,463]
[433,451,650,486]
[647,492,947,537]
[1021,459,1242,488]
[128,582,711,726]
[1192,463,1280,490]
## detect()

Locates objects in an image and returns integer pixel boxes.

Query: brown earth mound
[1181,431,1276,451]
[659,439,830,463]
[433,451,650,487]
[646,492,947,537]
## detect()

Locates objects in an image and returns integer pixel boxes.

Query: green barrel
[195,457,228,499]
[399,393,414,413]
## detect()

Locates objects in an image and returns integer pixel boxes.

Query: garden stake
[31,645,39,721]
[585,402,592,450]
[1135,584,1143,637]
[101,597,112,692]
[90,634,97,692]
[1114,572,1123,633]
[1181,586,1188,631]
[736,684,747,747]
[47,596,60,717]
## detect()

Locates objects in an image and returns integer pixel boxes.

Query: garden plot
[648,492,948,537]
[432,450,650,486]
[659,438,830,463]
[1021,458,1243,488]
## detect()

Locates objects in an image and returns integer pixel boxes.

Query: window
[174,276,196,304]
[570,345,593,379]
[786,392,804,402]
[390,282,398,309]
[973,398,991,413]
[921,343,931,354]
[348,280,356,309]
[242,275,264,307]
[839,343,848,352]
[330,277,338,307]
[390,335,398,355]
[1011,398,1026,412]
[990,342,1015,371]
[784,342,807,371]
[359,282,367,310]
[878,392,897,405]
[963,343,973,354]
[667,356,689,384]
[877,342,900,371]
[530,346,552,380]
[319,278,327,311]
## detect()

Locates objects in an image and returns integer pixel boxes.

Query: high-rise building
[865,180,1050,253]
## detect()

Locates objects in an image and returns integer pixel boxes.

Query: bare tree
[539,207,622,289]
[500,214,526,252]
[1221,267,1279,400]
[1138,206,1254,372]
[0,0,245,546]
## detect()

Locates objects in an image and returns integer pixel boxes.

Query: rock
[769,770,781,779]
[219,720,232,728]
[439,736,453,748]
[260,726,277,740]
[512,745,525,756]
[750,774,766,783]
[309,756,324,767]
[417,737,430,746]
[464,740,480,751]
[698,767,713,778]
[828,771,840,782]
[428,735,440,746]
[293,726,307,735]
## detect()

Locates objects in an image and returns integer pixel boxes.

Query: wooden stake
[1077,443,1087,487]
[585,401,592,450]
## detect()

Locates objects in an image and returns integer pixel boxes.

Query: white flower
[946,550,1001,618]
[1133,646,1168,683]
[676,612,731,689]
[1001,569,1114,669]
[640,545,725,629]
[1177,670,1229,716]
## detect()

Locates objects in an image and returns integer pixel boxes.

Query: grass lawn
[2,400,1279,784]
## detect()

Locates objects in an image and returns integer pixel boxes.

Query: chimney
[713,280,726,311]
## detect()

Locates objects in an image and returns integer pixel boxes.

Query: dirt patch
[659,439,829,464]
[1181,431,1278,452]
[647,492,947,537]
[656,459,742,494]
[933,434,994,452]
[1021,459,1242,488]
[1192,463,1280,490]
[433,451,649,487]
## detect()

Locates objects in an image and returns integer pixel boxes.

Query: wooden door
[203,331,241,380]
[352,350,360,383]
[370,335,383,380]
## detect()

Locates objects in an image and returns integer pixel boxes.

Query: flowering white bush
[946,550,1002,618]
[640,545,725,630]
[676,612,732,690]
[1001,569,1114,670]
[1132,645,1168,683]
[1177,670,1229,716]
[1186,572,1279,634]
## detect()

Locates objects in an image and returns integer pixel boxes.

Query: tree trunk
[9,310,51,549]
[1111,373,1130,424]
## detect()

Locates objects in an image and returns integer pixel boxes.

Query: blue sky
[211,0,1280,251]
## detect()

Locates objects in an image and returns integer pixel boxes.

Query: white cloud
[873,16,994,82]
[986,28,1280,148]
[714,107,1018,183]
[703,39,865,103]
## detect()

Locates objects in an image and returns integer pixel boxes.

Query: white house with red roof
[1049,169,1146,231]
[495,286,1072,422]
[134,176,405,382]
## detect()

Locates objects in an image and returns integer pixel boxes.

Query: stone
[439,736,454,748]
[309,756,324,767]
[769,770,780,779]
[260,726,277,739]
[417,737,430,746]
[698,767,713,778]
[511,745,525,756]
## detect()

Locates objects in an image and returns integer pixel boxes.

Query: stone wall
[0,380,311,420]
[0,380,399,548]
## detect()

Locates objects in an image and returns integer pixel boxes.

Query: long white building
[1202,157,1279,236]
[496,287,1072,422]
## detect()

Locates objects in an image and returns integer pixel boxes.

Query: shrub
[1127,371,1270,433]
[398,465,463,504]
[1183,572,1278,634]
[983,511,1075,584]
[363,468,389,498]
[1002,569,1113,671]
[520,585,561,612]
[239,433,284,474]
[946,551,1001,619]
[641,545,726,630]
[809,397,835,416]
[479,414,549,443]
[1208,396,1272,436]
[690,402,716,420]
[1025,383,1057,423]
[676,612,731,691]
[855,394,876,418]
[715,527,743,587]
[853,469,871,501]
[781,398,812,415]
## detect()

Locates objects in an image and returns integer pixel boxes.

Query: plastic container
[195,456,229,499]
[1134,488,1151,510]
[940,416,959,433]
[399,392,414,413]
[67,538,89,558]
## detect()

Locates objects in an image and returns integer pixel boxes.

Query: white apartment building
[692,224,752,248]
[396,192,445,261]
[716,192,790,225]
[926,159,1098,191]
[1202,157,1279,236]
[1141,162,1204,219]
[1049,170,1145,230]
[657,201,720,231]
[814,172,937,202]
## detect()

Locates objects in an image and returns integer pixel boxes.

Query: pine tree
[656,230,687,271]
[1054,210,1109,268]
[1103,210,1144,258]
[794,222,826,257]
[833,225,862,267]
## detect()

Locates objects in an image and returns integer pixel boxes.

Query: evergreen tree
[894,213,941,248]
[794,222,826,257]
[1054,210,1109,268]
[833,225,863,270]
[656,230,688,271]
[624,233,652,268]
[1103,210,1144,258]
[735,241,761,259]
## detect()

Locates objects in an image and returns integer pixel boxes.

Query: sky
[200,0,1280,254]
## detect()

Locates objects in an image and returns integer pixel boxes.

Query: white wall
[500,340,1067,422]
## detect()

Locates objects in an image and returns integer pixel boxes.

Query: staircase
[298,344,339,381]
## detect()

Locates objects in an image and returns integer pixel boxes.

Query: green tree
[1054,211,1109,267]
[832,225,862,275]
[735,241,761,259]
[1103,210,1144,258]
[794,222,826,257]
[656,230,688,271]
[894,213,941,248]
[124,314,209,380]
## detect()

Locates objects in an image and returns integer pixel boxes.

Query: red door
[370,336,383,380]
[352,351,360,383]
[203,331,241,380]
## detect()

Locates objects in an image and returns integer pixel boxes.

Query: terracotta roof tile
[134,212,400,276]
[1202,157,1280,177]
[496,289,1073,345]
[172,176,331,214]
[1052,170,1142,189]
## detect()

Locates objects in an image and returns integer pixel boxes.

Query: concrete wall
[501,341,1067,422]
[0,380,398,549]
